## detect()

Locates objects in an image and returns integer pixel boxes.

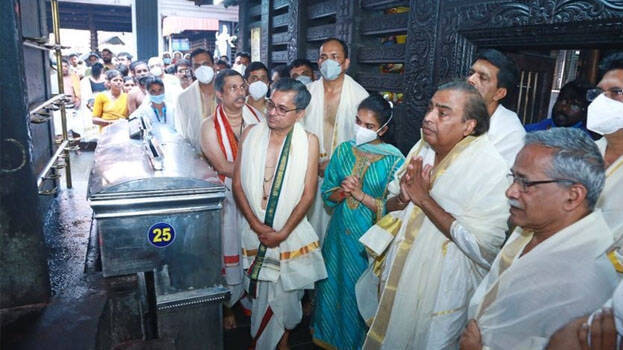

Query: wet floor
[4,147,320,349]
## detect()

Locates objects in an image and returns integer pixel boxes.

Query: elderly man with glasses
[199,69,263,329]
[233,78,327,350]
[459,127,619,350]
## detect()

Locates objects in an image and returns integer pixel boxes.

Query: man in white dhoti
[459,128,619,350]
[233,78,327,349]
[304,37,369,242]
[585,52,623,238]
[128,77,176,131]
[359,81,510,349]
[200,69,262,328]
[175,49,218,152]
[467,49,525,166]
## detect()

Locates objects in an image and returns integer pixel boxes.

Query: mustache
[509,199,523,209]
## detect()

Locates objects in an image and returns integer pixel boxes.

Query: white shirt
[487,104,526,167]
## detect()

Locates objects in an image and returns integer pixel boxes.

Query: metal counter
[88,120,228,349]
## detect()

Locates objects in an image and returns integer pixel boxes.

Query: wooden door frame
[394,0,623,153]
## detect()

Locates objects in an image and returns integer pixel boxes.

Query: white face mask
[296,75,312,85]
[194,65,214,84]
[320,59,342,81]
[233,64,247,76]
[149,66,163,76]
[248,81,268,101]
[587,93,623,135]
[353,115,392,146]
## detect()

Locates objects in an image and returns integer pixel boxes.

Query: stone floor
[2,148,319,349]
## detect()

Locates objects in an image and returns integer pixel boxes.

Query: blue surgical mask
[296,75,313,85]
[320,59,342,81]
[150,93,165,104]
[163,58,172,65]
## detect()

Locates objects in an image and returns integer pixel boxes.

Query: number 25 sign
[147,223,176,248]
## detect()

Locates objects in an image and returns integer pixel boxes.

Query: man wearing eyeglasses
[199,69,263,329]
[586,52,623,239]
[304,37,369,244]
[233,78,327,350]
[459,128,618,350]
[359,81,510,349]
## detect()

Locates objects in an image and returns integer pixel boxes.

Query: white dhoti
[359,135,510,349]
[304,75,369,244]
[596,137,623,238]
[239,121,327,349]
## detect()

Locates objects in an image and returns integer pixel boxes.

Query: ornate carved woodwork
[360,13,409,35]
[308,1,336,20]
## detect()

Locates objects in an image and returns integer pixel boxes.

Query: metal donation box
[87,119,228,349]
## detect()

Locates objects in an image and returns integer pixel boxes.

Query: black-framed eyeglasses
[266,100,299,115]
[587,87,623,102]
[506,173,575,192]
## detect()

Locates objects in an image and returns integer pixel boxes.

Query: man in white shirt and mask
[147,56,180,105]
[304,37,369,243]
[467,49,525,167]
[175,48,217,152]
[244,61,270,117]
[233,51,250,76]
[129,76,176,132]
[585,52,623,238]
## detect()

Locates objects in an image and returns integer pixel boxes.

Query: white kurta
[596,137,623,238]
[360,135,510,350]
[488,104,525,167]
[303,75,369,244]
[174,80,216,152]
[239,121,327,349]
[468,211,619,350]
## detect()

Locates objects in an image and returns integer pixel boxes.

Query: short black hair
[130,60,147,74]
[216,59,230,68]
[68,53,78,59]
[271,78,311,110]
[115,64,129,77]
[321,38,349,59]
[165,65,176,74]
[214,69,243,93]
[272,64,290,79]
[358,94,394,142]
[101,48,113,54]
[105,69,122,81]
[91,62,104,77]
[473,49,519,93]
[145,76,164,91]
[61,58,69,64]
[190,48,214,64]
[558,79,593,107]
[598,52,623,80]
[117,52,133,59]
[123,76,134,83]
[175,59,191,71]
[437,80,490,136]
[235,51,251,60]
[288,59,314,75]
[244,61,269,80]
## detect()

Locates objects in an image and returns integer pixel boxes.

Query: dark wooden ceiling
[45,1,132,33]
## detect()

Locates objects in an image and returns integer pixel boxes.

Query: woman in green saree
[312,94,405,349]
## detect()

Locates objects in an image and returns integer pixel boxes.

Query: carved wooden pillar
[286,0,306,62]
[238,0,251,54]
[335,0,358,74]
[260,0,271,66]
[394,0,442,153]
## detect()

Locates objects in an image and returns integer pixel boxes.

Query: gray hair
[437,80,489,136]
[525,128,605,210]
[271,78,311,110]
[214,69,243,93]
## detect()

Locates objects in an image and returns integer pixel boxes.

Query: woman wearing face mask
[92,69,128,130]
[244,61,270,117]
[312,94,404,350]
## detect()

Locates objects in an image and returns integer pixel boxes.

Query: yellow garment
[92,92,128,122]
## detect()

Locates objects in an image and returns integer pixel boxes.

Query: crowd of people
[54,39,623,349]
